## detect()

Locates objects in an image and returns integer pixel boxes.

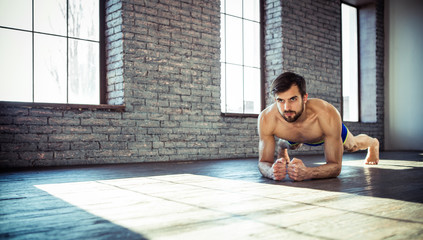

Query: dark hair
[270,72,307,97]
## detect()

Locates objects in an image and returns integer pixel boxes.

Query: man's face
[274,85,308,123]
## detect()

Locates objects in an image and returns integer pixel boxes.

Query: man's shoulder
[308,98,341,121]
[308,99,342,128]
[308,98,331,107]
[259,104,277,120]
[258,104,277,133]
[308,98,338,113]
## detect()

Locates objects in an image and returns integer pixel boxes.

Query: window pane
[220,63,226,112]
[243,0,260,22]
[69,0,99,41]
[226,16,243,65]
[225,64,243,113]
[34,0,67,36]
[0,29,32,102]
[220,0,261,114]
[342,4,359,122]
[244,20,260,68]
[68,39,99,104]
[226,0,242,17]
[244,67,260,114]
[0,0,32,31]
[34,34,67,103]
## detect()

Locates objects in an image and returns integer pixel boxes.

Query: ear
[303,93,308,103]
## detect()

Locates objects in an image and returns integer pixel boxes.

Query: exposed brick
[49,134,108,143]
[62,126,92,134]
[29,109,63,117]
[81,119,110,126]
[20,152,54,161]
[0,125,28,134]
[15,116,48,125]
[0,107,28,116]
[92,126,121,134]
[14,134,48,143]
[0,152,19,162]
[71,142,100,150]
[38,143,70,151]
[0,0,385,168]
[1,143,37,152]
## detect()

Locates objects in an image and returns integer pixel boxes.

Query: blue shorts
[288,123,349,147]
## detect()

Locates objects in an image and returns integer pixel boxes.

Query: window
[0,0,101,105]
[341,3,359,122]
[220,0,261,114]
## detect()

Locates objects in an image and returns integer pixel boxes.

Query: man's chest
[273,123,324,143]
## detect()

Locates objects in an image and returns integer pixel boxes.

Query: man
[258,72,379,181]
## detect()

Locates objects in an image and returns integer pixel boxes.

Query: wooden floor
[1,151,422,240]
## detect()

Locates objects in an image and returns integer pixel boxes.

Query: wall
[350,0,385,145]
[0,0,385,168]
[385,0,423,150]
[279,0,342,154]
[359,4,377,123]
[0,0,258,167]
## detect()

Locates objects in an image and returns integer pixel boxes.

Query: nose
[284,102,291,111]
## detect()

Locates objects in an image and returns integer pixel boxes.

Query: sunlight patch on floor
[35,174,423,240]
[315,159,423,170]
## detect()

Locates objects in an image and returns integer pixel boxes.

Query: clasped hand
[272,157,307,181]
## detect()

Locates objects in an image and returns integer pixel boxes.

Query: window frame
[341,2,361,122]
[220,0,265,117]
[0,0,107,107]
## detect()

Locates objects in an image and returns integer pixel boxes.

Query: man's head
[270,72,307,98]
[271,72,308,122]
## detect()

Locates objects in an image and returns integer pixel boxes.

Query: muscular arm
[257,112,276,179]
[318,105,343,178]
[257,111,288,180]
[299,132,343,180]
[258,136,276,179]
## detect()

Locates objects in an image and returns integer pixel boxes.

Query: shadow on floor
[0,185,148,240]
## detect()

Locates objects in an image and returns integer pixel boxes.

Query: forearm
[258,161,274,179]
[306,163,341,179]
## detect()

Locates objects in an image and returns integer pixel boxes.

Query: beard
[282,110,303,122]
[280,102,304,123]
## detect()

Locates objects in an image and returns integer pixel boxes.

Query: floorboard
[1,151,422,239]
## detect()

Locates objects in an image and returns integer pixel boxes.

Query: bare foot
[365,138,379,165]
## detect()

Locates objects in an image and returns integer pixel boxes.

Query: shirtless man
[258,72,379,181]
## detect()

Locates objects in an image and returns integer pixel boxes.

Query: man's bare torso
[262,98,341,144]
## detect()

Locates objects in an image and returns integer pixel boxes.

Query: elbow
[258,160,272,178]
[257,161,266,176]
[333,165,342,177]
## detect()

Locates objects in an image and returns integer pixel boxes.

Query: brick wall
[264,0,283,107]
[106,0,125,105]
[0,0,258,167]
[280,0,342,154]
[0,0,384,168]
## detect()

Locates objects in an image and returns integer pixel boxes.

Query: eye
[290,97,297,102]
[277,99,284,103]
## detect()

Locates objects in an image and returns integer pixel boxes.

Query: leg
[344,131,380,165]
